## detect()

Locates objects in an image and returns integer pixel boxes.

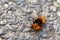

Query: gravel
[0,0,60,40]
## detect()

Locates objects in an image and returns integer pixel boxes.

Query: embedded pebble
[1,0,8,2]
[29,0,38,3]
[49,6,57,13]
[9,4,17,11]
[0,10,3,15]
[23,28,31,32]
[2,32,18,40]
[57,11,60,16]
[41,32,48,38]
[24,33,30,39]
[0,29,3,35]
[3,4,9,9]
[0,20,7,26]
[5,24,17,32]
[44,5,50,12]
[0,0,60,40]
[18,25,24,32]
[0,29,7,35]
[14,0,25,3]
[40,0,47,3]
[57,0,60,4]
[19,33,25,39]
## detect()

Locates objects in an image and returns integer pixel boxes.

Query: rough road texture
[0,0,60,40]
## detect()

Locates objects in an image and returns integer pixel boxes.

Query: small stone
[0,29,3,35]
[57,11,60,16]
[8,2,13,5]
[49,37,54,40]
[36,30,43,36]
[0,20,7,26]
[44,5,50,12]
[32,10,38,18]
[13,0,25,3]
[18,25,24,32]
[40,0,47,3]
[1,0,8,2]
[23,8,31,13]
[53,23,59,32]
[7,11,13,15]
[24,33,30,39]
[57,7,60,11]
[57,0,60,4]
[0,37,2,40]
[23,28,31,32]
[2,32,18,39]
[3,4,9,8]
[58,36,60,40]
[41,32,48,38]
[0,29,7,35]
[9,21,18,25]
[4,11,14,19]
[22,21,31,27]
[47,0,52,2]
[19,33,25,39]
[46,23,54,31]
[9,5,17,11]
[30,35,38,40]
[0,10,3,15]
[50,6,57,12]
[5,24,16,32]
[7,38,13,40]
[29,0,37,3]
[56,27,60,34]
[2,32,12,39]
[10,26,17,32]
[10,32,18,38]
[4,16,11,19]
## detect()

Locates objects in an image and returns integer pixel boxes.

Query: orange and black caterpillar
[30,16,45,31]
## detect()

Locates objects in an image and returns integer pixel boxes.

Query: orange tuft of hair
[31,23,40,30]
[36,16,45,23]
